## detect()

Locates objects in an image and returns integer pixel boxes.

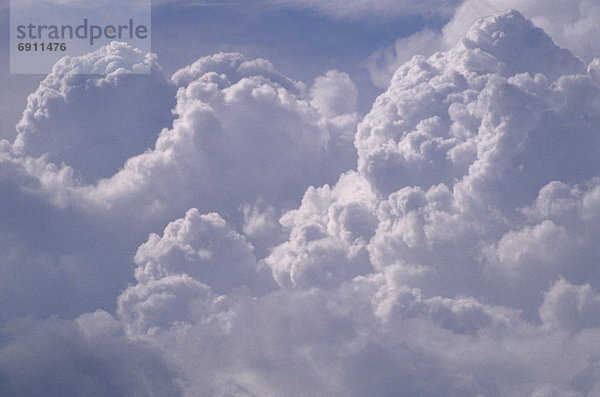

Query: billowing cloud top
[11,49,358,223]
[13,42,175,182]
[368,0,599,87]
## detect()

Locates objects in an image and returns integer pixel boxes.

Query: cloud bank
[1,9,600,397]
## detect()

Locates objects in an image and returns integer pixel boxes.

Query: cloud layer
[1,9,600,397]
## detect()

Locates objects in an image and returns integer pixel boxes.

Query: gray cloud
[0,313,182,397]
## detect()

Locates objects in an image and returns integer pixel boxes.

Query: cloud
[131,208,274,295]
[115,243,599,395]
[310,70,358,118]
[447,0,600,62]
[12,42,176,183]
[126,13,598,395]
[14,50,358,226]
[353,10,600,316]
[2,10,600,397]
[359,11,588,198]
[103,13,600,395]
[367,30,444,89]
[264,171,377,288]
[118,257,494,395]
[0,313,182,397]
[0,48,359,323]
[117,274,217,335]
[0,157,144,321]
[540,279,600,333]
[483,179,600,306]
[241,201,287,258]
[369,2,599,87]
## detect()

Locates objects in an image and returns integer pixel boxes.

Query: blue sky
[0,0,446,136]
[151,2,441,108]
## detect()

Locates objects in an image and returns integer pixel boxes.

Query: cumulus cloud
[310,70,358,118]
[109,13,600,387]
[359,11,588,198]
[131,208,274,294]
[240,200,289,260]
[0,48,359,321]
[116,245,599,396]
[369,2,599,87]
[352,10,600,316]
[483,178,600,306]
[0,154,145,321]
[447,0,600,62]
[117,274,217,335]
[132,12,599,394]
[367,30,444,89]
[12,42,176,182]
[2,9,600,397]
[540,279,600,333]
[13,50,357,227]
[118,254,494,395]
[265,171,377,288]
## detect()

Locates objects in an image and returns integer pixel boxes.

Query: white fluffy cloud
[109,11,600,391]
[116,244,600,395]
[540,279,600,333]
[369,2,600,88]
[2,9,600,397]
[136,12,600,394]
[359,10,588,198]
[14,50,358,226]
[131,208,274,294]
[367,30,444,89]
[12,42,175,183]
[446,0,600,62]
[310,70,358,118]
[265,171,377,288]
[0,48,359,321]
[354,10,600,316]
